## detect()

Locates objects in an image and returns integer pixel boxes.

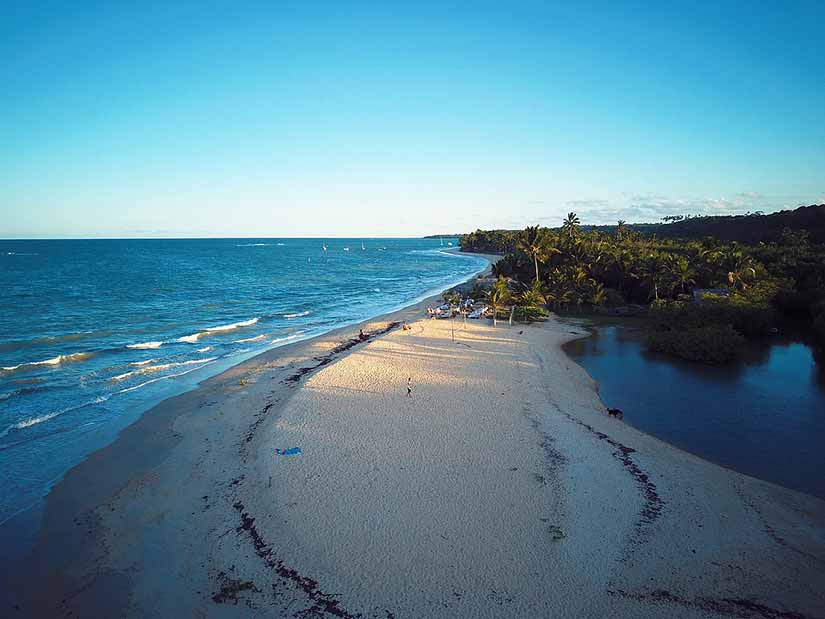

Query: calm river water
[563,319,825,499]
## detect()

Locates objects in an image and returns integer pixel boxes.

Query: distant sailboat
[440,238,444,247]
[322,244,327,252]
[361,242,366,251]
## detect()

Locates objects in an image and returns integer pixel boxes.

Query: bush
[513,306,550,321]
[649,296,774,336]
[647,325,745,364]
[604,288,626,307]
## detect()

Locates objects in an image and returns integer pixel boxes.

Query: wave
[283,310,311,319]
[0,395,110,440]
[276,243,285,246]
[235,334,266,344]
[111,358,217,382]
[196,346,213,353]
[129,358,158,366]
[114,359,217,395]
[271,331,305,345]
[127,340,165,350]
[236,243,271,247]
[1,352,94,374]
[178,318,259,343]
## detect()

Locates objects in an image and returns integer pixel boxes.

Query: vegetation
[647,325,745,364]
[459,207,825,363]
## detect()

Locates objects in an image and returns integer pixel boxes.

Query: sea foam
[1,352,93,373]
[127,341,164,350]
[178,318,259,343]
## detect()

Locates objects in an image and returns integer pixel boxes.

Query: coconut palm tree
[562,212,581,243]
[640,253,666,301]
[517,226,550,283]
[486,277,512,327]
[668,256,697,296]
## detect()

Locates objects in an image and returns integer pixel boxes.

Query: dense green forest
[458,207,825,364]
[460,204,825,252]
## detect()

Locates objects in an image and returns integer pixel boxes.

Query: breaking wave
[127,341,164,350]
[235,334,267,344]
[178,318,259,343]
[111,358,218,382]
[1,352,94,374]
[283,310,311,319]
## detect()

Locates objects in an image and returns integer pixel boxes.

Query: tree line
[460,213,825,362]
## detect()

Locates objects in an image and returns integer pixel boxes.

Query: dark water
[0,238,486,527]
[563,320,825,499]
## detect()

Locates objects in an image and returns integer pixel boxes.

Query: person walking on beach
[407,377,412,398]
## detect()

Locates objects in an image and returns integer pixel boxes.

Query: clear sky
[2,1,823,238]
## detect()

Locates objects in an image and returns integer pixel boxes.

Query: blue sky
[2,1,823,238]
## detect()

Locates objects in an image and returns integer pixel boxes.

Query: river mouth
[561,315,825,499]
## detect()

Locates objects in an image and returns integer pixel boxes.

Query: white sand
[10,311,825,618]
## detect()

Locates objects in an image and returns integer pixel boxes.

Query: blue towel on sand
[275,447,302,456]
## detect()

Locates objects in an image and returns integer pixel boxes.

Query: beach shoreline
[1,252,498,608]
[6,253,825,618]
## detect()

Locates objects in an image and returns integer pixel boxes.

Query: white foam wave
[276,243,285,246]
[270,332,305,345]
[236,243,271,247]
[114,359,217,395]
[129,358,158,366]
[283,310,311,319]
[111,358,217,381]
[1,352,93,373]
[235,334,266,344]
[196,346,213,353]
[127,341,164,350]
[0,395,110,439]
[178,318,259,343]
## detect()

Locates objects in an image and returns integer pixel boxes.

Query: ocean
[0,238,487,526]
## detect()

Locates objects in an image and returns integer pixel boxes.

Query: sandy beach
[7,272,825,617]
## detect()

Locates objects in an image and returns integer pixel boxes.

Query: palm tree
[562,212,581,243]
[668,257,696,295]
[641,253,666,301]
[519,279,548,307]
[517,226,547,283]
[486,277,512,326]
[616,220,627,240]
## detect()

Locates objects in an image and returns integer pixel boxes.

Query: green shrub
[513,306,550,321]
[649,296,774,336]
[647,325,745,364]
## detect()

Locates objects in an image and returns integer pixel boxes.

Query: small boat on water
[361,242,366,251]
[322,244,327,252]
[343,247,350,251]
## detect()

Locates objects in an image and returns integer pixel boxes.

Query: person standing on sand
[407,377,412,397]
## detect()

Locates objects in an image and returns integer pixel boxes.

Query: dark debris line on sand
[283,322,401,386]
[218,324,403,618]
[230,499,399,618]
[607,588,816,619]
[535,352,664,550]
